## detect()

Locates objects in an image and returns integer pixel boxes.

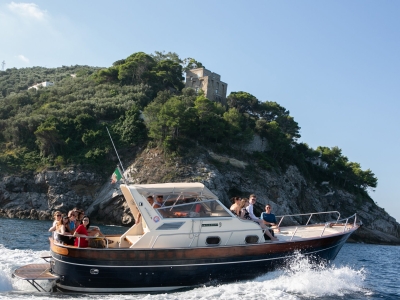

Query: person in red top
[73,216,90,248]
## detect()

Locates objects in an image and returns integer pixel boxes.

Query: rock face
[0,169,103,220]
[1,147,399,245]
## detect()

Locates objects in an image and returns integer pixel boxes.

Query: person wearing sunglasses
[261,205,280,232]
[67,210,78,233]
[73,216,91,248]
[56,214,75,245]
[48,211,62,237]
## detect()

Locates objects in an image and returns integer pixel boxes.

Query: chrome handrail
[276,212,358,238]
[276,211,341,227]
[64,234,109,248]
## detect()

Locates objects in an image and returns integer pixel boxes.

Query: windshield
[155,199,231,219]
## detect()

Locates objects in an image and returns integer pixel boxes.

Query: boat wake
[138,252,369,300]
[0,245,369,299]
[0,245,52,293]
[261,252,368,298]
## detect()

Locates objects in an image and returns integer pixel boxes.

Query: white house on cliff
[28,81,54,90]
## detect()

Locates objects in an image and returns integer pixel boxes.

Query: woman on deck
[57,215,75,245]
[230,196,241,216]
[73,216,91,248]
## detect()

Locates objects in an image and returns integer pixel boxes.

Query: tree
[93,67,119,83]
[183,57,204,72]
[117,52,156,85]
[112,104,147,146]
[152,59,184,91]
[151,51,182,64]
[257,101,300,141]
[34,118,65,157]
[227,91,259,115]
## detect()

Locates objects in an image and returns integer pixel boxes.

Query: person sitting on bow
[261,204,280,232]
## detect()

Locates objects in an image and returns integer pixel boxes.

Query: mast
[106,127,126,176]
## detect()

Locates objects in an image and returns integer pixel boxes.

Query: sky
[0,1,399,222]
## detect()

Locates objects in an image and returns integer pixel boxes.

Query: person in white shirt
[246,194,278,241]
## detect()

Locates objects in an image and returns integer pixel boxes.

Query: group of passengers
[48,208,102,247]
[230,194,279,241]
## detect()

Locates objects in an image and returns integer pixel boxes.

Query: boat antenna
[106,126,126,174]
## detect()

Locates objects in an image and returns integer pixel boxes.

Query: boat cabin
[111,183,266,248]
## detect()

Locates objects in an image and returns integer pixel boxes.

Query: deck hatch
[156,222,185,230]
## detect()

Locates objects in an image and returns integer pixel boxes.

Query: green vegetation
[0,51,377,196]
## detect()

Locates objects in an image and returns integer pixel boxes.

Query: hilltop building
[28,81,54,90]
[185,67,228,105]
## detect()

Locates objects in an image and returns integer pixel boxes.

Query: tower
[1,61,5,71]
[185,67,228,105]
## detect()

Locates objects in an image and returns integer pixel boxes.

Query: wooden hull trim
[51,240,345,268]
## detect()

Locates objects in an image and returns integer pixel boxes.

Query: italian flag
[111,167,122,184]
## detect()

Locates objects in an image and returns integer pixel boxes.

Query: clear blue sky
[1,1,399,222]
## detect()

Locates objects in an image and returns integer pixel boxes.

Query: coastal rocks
[0,170,103,220]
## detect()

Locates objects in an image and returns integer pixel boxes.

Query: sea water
[0,218,399,299]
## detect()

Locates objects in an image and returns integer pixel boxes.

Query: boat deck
[276,224,351,241]
[13,263,59,292]
[13,263,58,280]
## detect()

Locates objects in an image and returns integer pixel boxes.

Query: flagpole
[106,127,126,174]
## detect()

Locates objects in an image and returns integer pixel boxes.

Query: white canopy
[128,182,218,199]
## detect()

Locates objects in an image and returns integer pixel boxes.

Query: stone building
[185,67,228,105]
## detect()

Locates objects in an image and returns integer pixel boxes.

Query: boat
[13,182,361,293]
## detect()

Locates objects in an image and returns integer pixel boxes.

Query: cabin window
[206,236,221,246]
[245,235,259,244]
[156,199,232,219]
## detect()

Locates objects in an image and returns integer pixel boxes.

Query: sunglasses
[266,207,271,209]
[83,219,89,222]
[56,214,61,217]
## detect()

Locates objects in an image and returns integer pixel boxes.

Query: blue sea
[0,217,399,299]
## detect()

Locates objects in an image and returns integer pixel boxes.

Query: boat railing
[276,210,341,227]
[276,212,359,240]
[72,235,110,248]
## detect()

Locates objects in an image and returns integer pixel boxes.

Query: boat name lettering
[202,223,219,227]
[144,207,152,218]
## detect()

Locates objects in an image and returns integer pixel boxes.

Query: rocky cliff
[1,147,399,245]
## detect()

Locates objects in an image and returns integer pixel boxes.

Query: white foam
[255,251,368,298]
[0,244,51,293]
